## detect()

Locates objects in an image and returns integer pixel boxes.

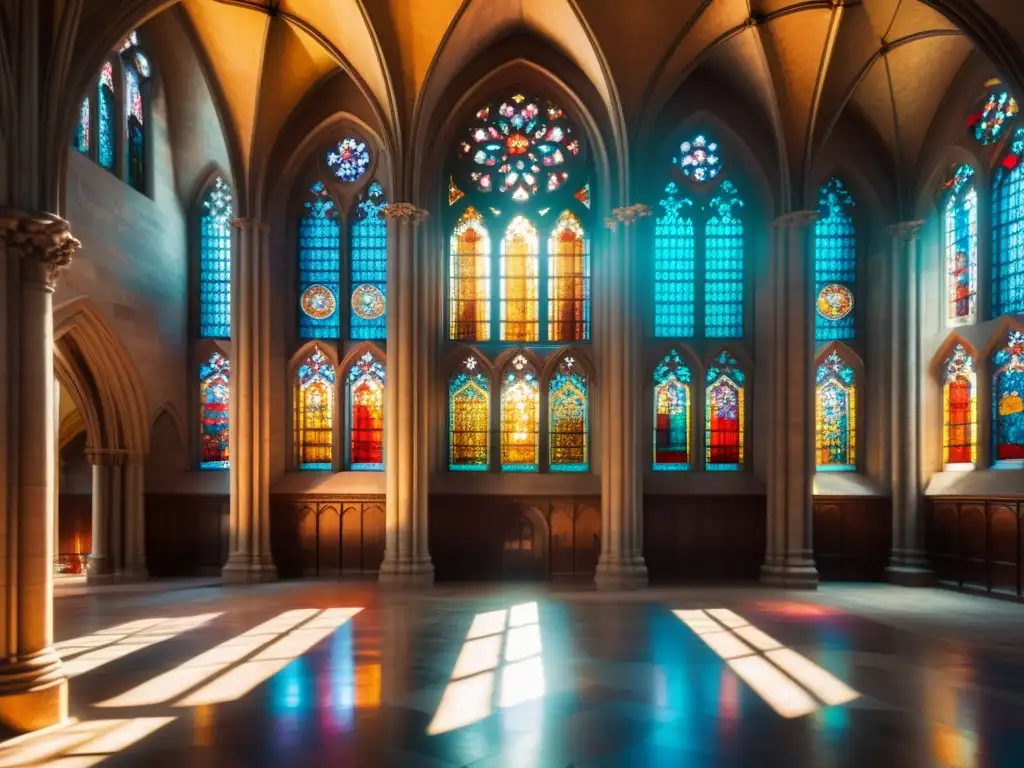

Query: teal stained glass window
[199,353,230,470]
[350,182,388,340]
[549,356,588,472]
[125,67,144,191]
[944,164,977,322]
[993,330,1024,466]
[298,182,340,339]
[75,97,90,154]
[98,62,115,170]
[994,128,1024,316]
[449,357,489,471]
[814,178,856,342]
[653,349,690,470]
[654,182,695,338]
[705,181,744,338]
[199,177,233,338]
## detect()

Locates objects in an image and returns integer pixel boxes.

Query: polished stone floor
[5,582,1023,767]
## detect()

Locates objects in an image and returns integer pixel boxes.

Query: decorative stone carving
[381,203,430,224]
[0,212,81,286]
[604,203,651,230]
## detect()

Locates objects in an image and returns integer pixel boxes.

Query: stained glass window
[459,94,579,203]
[350,182,388,339]
[326,138,370,183]
[943,343,977,466]
[449,357,489,471]
[548,210,590,341]
[549,357,588,471]
[75,97,90,154]
[500,354,539,472]
[449,207,491,340]
[653,350,690,470]
[347,351,385,470]
[944,164,978,323]
[676,135,720,183]
[705,181,744,338]
[98,62,115,170]
[199,353,230,470]
[654,182,695,338]
[993,127,1024,316]
[298,182,340,339]
[815,178,856,342]
[199,177,233,338]
[815,351,856,471]
[125,68,144,191]
[705,351,744,470]
[500,216,539,342]
[295,347,335,470]
[969,90,1019,146]
[993,330,1024,466]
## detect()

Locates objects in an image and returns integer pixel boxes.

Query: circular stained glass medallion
[326,138,371,183]
[351,284,385,320]
[817,283,854,321]
[678,135,720,183]
[301,284,337,320]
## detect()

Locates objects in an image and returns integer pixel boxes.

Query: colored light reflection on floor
[0,717,175,768]
[674,608,858,719]
[427,602,545,736]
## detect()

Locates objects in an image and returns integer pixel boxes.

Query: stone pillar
[379,203,434,586]
[122,454,148,579]
[222,218,276,582]
[595,205,650,590]
[86,452,114,580]
[886,221,933,585]
[761,211,819,589]
[0,213,80,731]
[53,379,60,568]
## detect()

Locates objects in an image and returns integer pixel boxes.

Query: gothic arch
[929,331,979,375]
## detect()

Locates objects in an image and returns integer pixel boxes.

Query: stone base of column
[221,553,277,584]
[118,566,149,582]
[886,550,934,586]
[378,556,434,587]
[86,554,113,580]
[594,556,648,590]
[760,552,819,589]
[0,652,68,733]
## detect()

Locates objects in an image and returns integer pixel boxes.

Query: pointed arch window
[944,165,978,323]
[549,356,588,471]
[123,61,146,191]
[654,182,695,338]
[705,351,744,471]
[449,207,491,341]
[814,179,857,342]
[199,353,230,470]
[500,354,539,472]
[548,211,590,341]
[815,351,856,471]
[653,350,691,470]
[705,183,745,338]
[993,331,1024,466]
[449,357,490,471]
[75,97,91,155]
[347,352,385,470]
[993,128,1024,316]
[298,182,341,340]
[198,177,233,339]
[97,62,116,170]
[500,216,540,342]
[943,343,977,467]
[295,347,335,470]
[350,182,388,340]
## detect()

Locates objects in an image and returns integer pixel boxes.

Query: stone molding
[0,211,81,286]
[230,217,270,232]
[885,219,924,241]
[85,447,127,467]
[381,203,430,225]
[604,203,651,230]
[769,210,818,229]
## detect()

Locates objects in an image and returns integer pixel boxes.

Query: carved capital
[605,203,651,230]
[0,211,81,287]
[231,217,270,232]
[85,447,127,467]
[885,220,924,241]
[770,210,819,229]
[381,203,430,225]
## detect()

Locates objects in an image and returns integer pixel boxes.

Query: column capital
[885,219,925,241]
[0,211,81,287]
[230,217,270,232]
[604,203,651,230]
[770,210,819,229]
[85,448,126,467]
[381,203,430,225]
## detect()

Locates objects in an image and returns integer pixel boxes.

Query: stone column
[379,203,434,586]
[0,213,79,732]
[222,218,276,582]
[53,379,60,568]
[86,451,114,580]
[122,454,148,579]
[595,205,650,590]
[761,211,819,589]
[886,221,933,585]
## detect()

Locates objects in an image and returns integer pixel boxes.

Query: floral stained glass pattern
[944,164,978,322]
[817,284,854,321]
[449,207,491,341]
[653,350,691,470]
[298,182,340,339]
[943,344,977,466]
[199,177,233,338]
[815,351,856,471]
[350,182,388,339]
[548,211,590,341]
[199,353,230,470]
[549,357,588,471]
[449,357,489,471]
[994,331,1024,465]
[296,348,335,470]
[815,178,856,341]
[500,354,539,472]
[75,98,90,154]
[500,216,539,342]
[993,127,1024,316]
[705,351,745,470]
[676,135,720,183]
[98,62,115,170]
[347,352,385,470]
[654,182,695,338]
[125,68,145,191]
[459,94,579,202]
[705,181,744,338]
[326,138,371,183]
[969,91,1019,146]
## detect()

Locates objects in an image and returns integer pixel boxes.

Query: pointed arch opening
[198,176,233,339]
[943,164,978,324]
[449,206,491,341]
[346,350,385,471]
[814,178,857,342]
[298,181,341,340]
[993,127,1024,316]
[295,346,336,470]
[815,347,857,472]
[547,211,590,342]
[992,328,1024,466]
[653,349,691,470]
[500,216,540,342]
[500,353,540,472]
[350,182,388,340]
[199,352,230,470]
[942,342,977,468]
[449,354,490,471]
[548,355,589,472]
[705,350,745,471]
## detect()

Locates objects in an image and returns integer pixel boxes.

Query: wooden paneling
[271,496,386,579]
[145,494,229,577]
[812,497,892,581]
[926,499,1023,599]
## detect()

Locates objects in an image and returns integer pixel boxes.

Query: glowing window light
[55,618,168,657]
[943,343,977,467]
[815,350,856,471]
[0,717,175,768]
[764,648,859,707]
[727,656,818,718]
[500,216,540,342]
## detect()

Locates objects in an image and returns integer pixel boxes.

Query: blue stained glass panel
[350,182,388,340]
[814,179,856,342]
[994,129,1024,316]
[98,76,115,170]
[199,177,233,338]
[75,97,90,154]
[945,164,977,322]
[299,182,341,339]
[705,181,744,338]
[993,330,1024,466]
[654,182,695,338]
